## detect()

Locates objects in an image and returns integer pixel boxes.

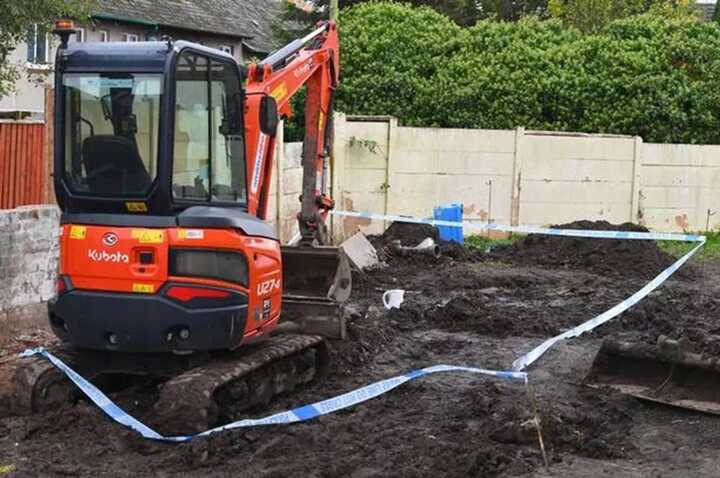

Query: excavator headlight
[169,249,249,288]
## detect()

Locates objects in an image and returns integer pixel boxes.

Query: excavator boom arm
[244,22,340,244]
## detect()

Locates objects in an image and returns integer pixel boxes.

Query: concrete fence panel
[330,114,720,239]
[641,143,720,231]
[390,126,515,227]
[519,132,637,226]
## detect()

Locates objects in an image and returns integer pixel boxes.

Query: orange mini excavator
[14,20,350,433]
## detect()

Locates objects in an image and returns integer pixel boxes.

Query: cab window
[62,73,162,196]
[172,51,245,203]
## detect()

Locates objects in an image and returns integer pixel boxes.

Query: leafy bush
[327,3,720,144]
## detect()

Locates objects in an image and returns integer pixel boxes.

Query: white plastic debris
[382,289,405,310]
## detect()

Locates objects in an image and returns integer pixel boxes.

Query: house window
[72,28,85,43]
[99,30,109,42]
[219,45,234,56]
[121,33,139,42]
[26,24,48,64]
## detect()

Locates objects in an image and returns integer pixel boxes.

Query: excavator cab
[49,22,349,354]
[56,39,250,214]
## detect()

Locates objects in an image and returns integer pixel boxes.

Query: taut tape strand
[512,239,705,371]
[332,208,705,370]
[19,348,526,442]
[331,210,705,242]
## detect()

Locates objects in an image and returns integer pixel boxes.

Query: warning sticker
[69,226,87,240]
[132,283,154,294]
[131,229,164,244]
[270,83,288,102]
[125,202,148,213]
[178,229,204,240]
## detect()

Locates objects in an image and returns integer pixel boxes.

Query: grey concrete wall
[0,206,60,340]
[266,138,305,244]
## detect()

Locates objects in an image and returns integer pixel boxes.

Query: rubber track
[11,346,86,415]
[152,334,326,435]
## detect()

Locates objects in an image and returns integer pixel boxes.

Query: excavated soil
[1,220,719,477]
[493,220,691,280]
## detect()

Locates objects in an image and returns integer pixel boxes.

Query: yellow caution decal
[125,202,148,213]
[131,229,164,244]
[270,83,288,102]
[132,283,154,294]
[69,225,86,240]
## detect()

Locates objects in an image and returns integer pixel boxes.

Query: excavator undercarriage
[13,333,329,434]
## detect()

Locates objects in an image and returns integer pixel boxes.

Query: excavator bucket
[583,337,720,415]
[279,246,352,339]
[281,246,352,303]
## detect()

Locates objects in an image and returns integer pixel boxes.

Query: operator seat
[82,135,152,194]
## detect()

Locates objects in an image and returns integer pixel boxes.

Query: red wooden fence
[0,121,47,209]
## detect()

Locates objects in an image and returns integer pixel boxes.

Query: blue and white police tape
[331,208,707,370]
[330,210,705,242]
[512,238,705,371]
[19,347,527,442]
[19,210,706,441]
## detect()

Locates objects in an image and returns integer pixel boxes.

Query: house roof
[94,0,282,53]
[695,1,717,21]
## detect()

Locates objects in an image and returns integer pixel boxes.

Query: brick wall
[0,206,60,333]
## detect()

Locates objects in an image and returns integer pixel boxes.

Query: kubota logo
[102,232,119,247]
[257,278,281,296]
[88,249,129,263]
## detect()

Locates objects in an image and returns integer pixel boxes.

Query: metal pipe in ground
[391,238,441,259]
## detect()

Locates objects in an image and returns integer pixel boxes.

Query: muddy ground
[1,221,719,477]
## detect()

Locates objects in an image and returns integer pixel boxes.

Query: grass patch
[658,231,720,260]
[466,234,522,251]
[466,231,720,261]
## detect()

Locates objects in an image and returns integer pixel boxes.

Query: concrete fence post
[630,136,644,224]
[274,120,285,241]
[330,112,347,243]
[511,127,525,226]
[383,117,399,232]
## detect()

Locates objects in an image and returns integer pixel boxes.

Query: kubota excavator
[13,20,351,433]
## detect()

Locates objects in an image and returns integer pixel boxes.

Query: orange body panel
[244,22,339,221]
[60,224,282,344]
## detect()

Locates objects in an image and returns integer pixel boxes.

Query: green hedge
[329,3,720,144]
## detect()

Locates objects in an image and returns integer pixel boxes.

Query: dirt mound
[488,392,635,459]
[494,220,685,279]
[376,221,439,247]
[369,221,481,264]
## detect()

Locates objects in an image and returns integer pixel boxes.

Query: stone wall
[0,206,60,336]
